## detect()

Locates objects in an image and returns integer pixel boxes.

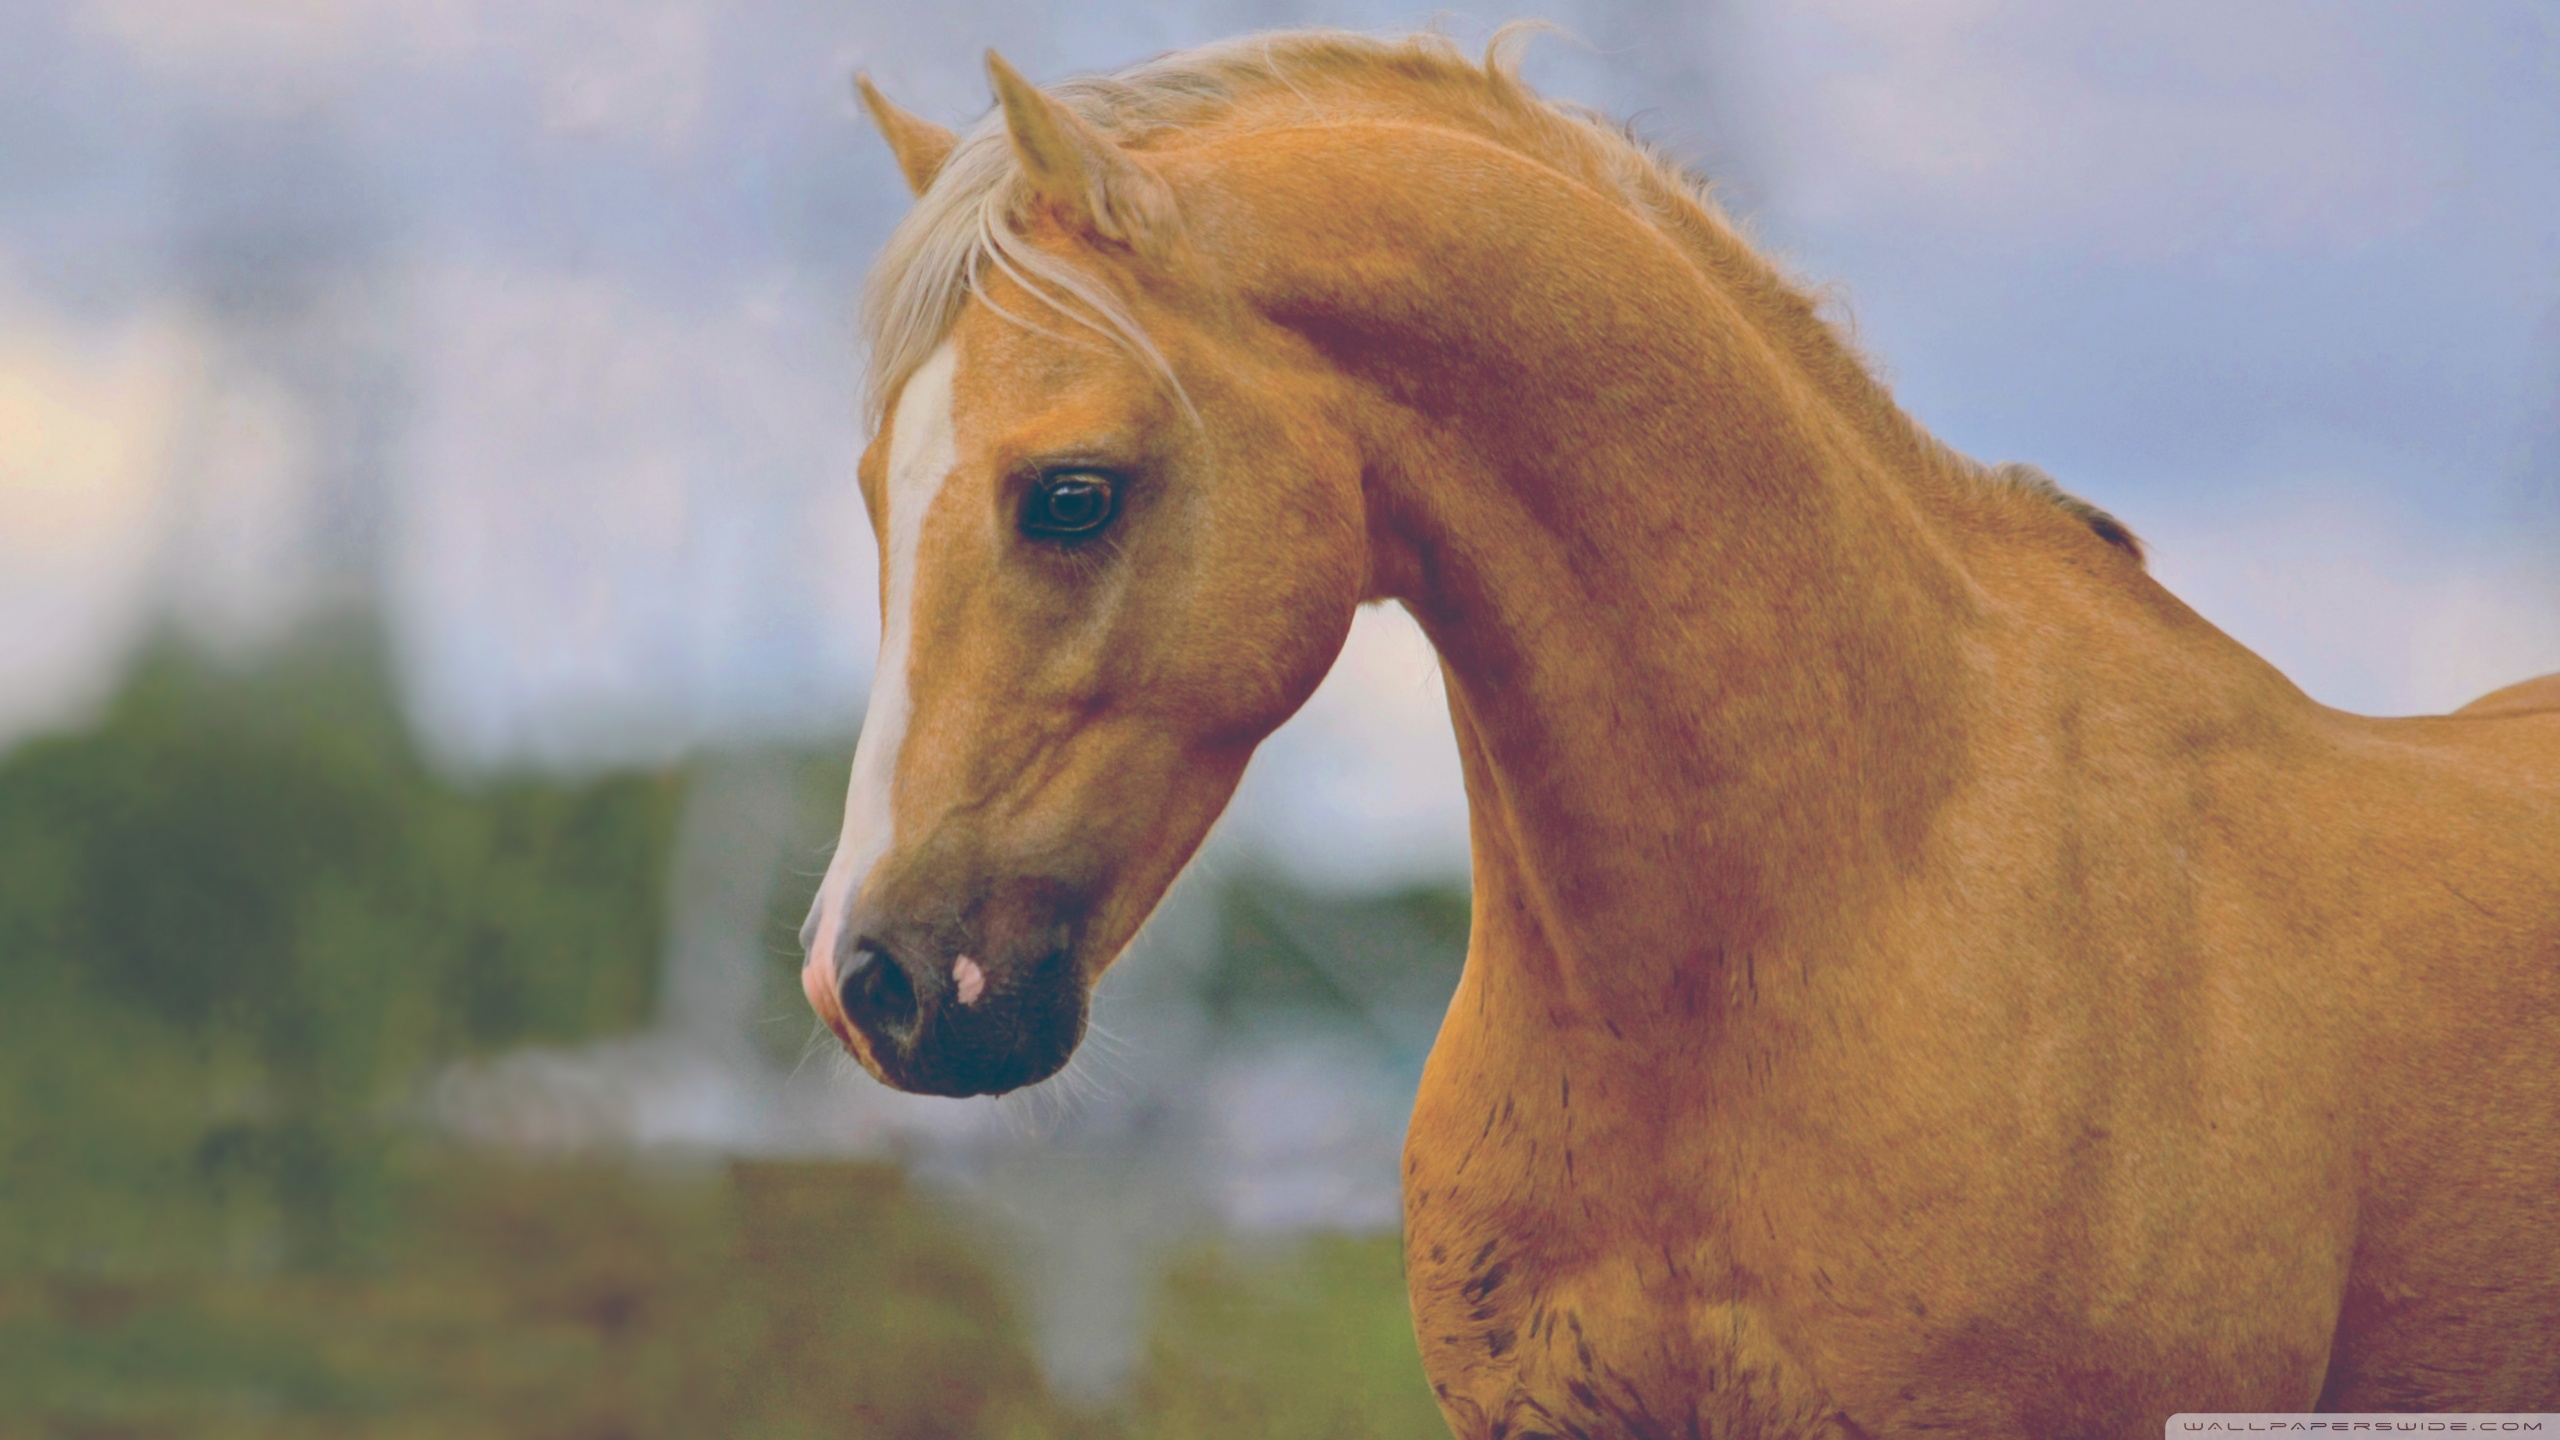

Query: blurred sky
[1,0,2556,890]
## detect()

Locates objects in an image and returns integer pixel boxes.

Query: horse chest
[1401,1056,1857,1438]
[1402,1191,1856,1440]
[1397,1009,2347,1438]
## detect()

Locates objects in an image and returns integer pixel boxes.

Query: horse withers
[800,31,2560,1436]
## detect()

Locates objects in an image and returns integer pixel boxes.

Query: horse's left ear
[856,74,957,196]
[986,50,1177,254]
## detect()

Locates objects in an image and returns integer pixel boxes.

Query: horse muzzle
[803,892,1089,1097]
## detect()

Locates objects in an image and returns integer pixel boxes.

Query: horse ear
[985,50,1176,254]
[855,74,957,196]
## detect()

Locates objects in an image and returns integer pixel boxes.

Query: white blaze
[807,340,958,969]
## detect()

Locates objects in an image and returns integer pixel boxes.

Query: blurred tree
[0,624,679,1271]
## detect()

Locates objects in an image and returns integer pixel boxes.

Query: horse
[798,30,2560,1436]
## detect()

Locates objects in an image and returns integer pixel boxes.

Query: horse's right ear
[986,50,1176,255]
[855,74,957,196]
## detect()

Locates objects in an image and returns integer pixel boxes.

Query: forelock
[861,29,1528,426]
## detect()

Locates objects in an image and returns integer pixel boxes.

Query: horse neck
[1305,176,1986,1020]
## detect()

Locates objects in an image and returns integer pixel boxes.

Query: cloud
[1222,605,1472,892]
[2141,480,2560,716]
[533,1,711,150]
[159,364,333,656]
[79,0,370,75]
[1712,0,2481,259]
[391,260,872,768]
[72,0,485,109]
[76,0,720,148]
[0,280,199,749]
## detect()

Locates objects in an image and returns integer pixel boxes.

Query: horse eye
[1022,473,1117,539]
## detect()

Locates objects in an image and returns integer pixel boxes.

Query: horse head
[802,56,1376,1096]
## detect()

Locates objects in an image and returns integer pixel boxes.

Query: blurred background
[1,1,2554,1435]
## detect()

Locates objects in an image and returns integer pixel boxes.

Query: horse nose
[816,909,1088,1097]
[837,941,927,1047]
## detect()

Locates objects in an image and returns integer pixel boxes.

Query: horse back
[2323,693,2560,1028]
[2454,671,2560,718]
[2305,695,2560,1405]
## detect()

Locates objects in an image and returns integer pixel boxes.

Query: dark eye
[1022,472,1118,540]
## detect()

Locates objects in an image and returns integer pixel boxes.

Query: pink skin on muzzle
[801,908,855,1047]
[798,902,989,1056]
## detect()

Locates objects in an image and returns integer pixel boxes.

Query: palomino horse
[799,30,2560,1435]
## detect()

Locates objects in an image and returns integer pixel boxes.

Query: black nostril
[839,944,919,1038]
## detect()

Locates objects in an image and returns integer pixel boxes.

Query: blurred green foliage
[1134,1236,1445,1440]
[0,628,679,1272]
[0,631,1453,1436]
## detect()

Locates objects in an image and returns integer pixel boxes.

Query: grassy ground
[0,1151,1445,1440]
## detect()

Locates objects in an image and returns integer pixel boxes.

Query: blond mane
[864,27,2139,559]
